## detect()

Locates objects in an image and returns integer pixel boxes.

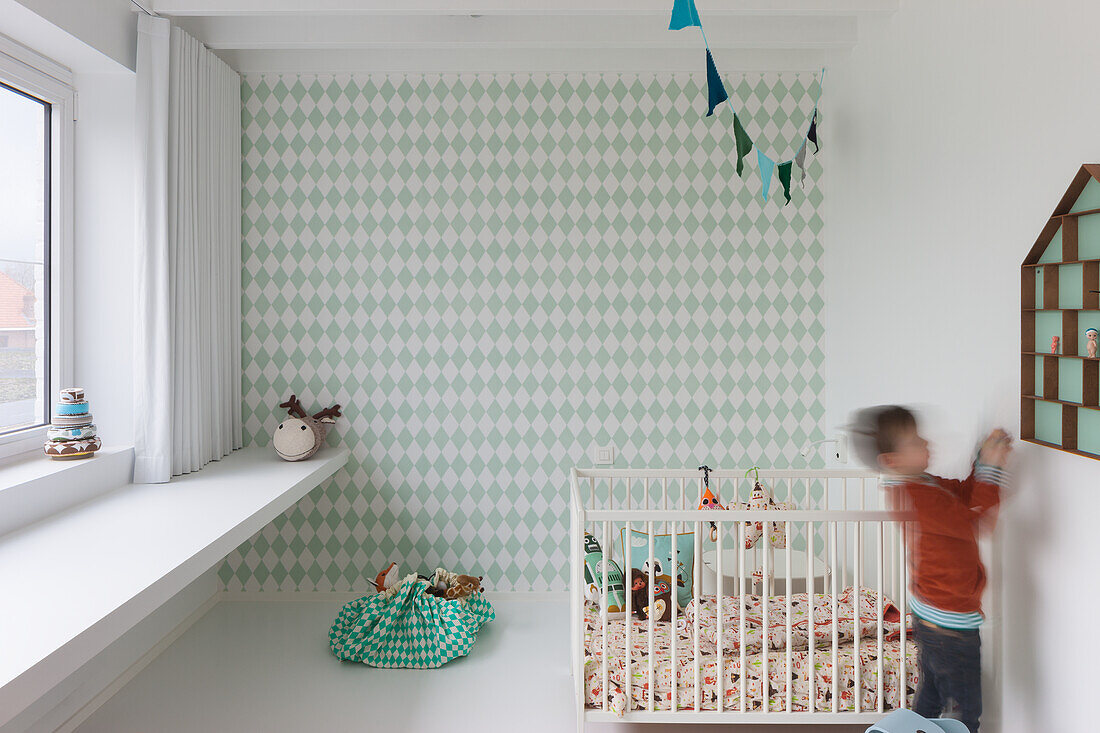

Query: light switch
[595,446,615,465]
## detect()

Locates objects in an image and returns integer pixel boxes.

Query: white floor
[75,598,865,733]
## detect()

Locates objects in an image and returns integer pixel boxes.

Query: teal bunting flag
[757,149,775,202]
[669,0,822,204]
[668,0,701,30]
[705,50,727,117]
[777,161,793,204]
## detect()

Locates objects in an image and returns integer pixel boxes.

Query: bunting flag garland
[668,0,701,30]
[670,2,822,204]
[757,149,775,202]
[777,161,793,204]
[733,113,753,178]
[705,50,727,117]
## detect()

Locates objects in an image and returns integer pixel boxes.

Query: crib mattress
[582,586,919,716]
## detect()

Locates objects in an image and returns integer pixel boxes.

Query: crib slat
[785,513,792,714]
[694,518,702,712]
[830,520,838,713]
[854,519,862,713]
[624,513,631,714]
[806,517,815,712]
[762,518,769,714]
[671,514,678,712]
[717,515,724,712]
[601,518,610,713]
[648,517,655,712]
[877,520,884,713]
[841,479,848,590]
[738,518,746,713]
[900,520,907,709]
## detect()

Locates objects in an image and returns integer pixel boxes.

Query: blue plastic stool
[865,709,971,733]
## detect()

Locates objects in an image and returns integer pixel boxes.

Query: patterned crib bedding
[583,586,919,716]
[684,585,907,653]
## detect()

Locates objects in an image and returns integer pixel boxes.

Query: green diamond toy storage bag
[328,572,494,668]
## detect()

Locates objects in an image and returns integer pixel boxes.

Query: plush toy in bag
[329,563,494,669]
[273,394,341,461]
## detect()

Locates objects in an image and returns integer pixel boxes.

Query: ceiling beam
[154,0,897,17]
[217,46,843,74]
[176,14,857,51]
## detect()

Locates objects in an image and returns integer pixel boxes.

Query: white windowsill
[0,444,135,537]
[0,445,350,730]
[0,442,130,489]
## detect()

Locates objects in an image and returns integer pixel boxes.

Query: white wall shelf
[0,445,349,729]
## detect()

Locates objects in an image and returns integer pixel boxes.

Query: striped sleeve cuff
[974,461,1008,486]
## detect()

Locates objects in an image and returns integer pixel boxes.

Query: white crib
[569,467,916,729]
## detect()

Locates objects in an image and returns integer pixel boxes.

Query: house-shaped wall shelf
[1022,164,1100,459]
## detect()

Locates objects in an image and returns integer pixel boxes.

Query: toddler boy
[851,406,1010,733]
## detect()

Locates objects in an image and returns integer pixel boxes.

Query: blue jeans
[913,618,982,733]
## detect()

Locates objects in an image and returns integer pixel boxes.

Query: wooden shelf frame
[1021,164,1100,458]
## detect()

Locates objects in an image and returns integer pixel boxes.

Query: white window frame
[0,35,74,460]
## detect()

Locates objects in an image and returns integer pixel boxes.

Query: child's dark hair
[849,405,918,468]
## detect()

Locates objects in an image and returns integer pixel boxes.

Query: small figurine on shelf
[1051,336,1060,354]
[1086,328,1098,358]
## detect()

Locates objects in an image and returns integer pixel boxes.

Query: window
[0,81,50,436]
[0,38,73,458]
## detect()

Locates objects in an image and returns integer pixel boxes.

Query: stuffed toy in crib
[741,478,791,548]
[583,532,627,617]
[728,469,790,549]
[630,568,673,622]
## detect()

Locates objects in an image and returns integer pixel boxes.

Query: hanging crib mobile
[697,464,725,541]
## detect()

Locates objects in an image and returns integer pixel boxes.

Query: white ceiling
[150,0,897,73]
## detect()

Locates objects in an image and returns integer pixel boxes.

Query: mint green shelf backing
[1079,214,1100,260]
[1059,358,1084,403]
[1033,267,1043,308]
[1077,312,1100,353]
[1035,310,1063,352]
[1037,227,1062,264]
[1080,406,1100,456]
[1070,177,1100,213]
[1034,355,1044,395]
[1060,263,1084,309]
[1034,399,1062,445]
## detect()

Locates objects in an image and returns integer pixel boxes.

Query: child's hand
[979,428,1012,467]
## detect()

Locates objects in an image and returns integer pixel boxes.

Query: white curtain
[134,15,242,483]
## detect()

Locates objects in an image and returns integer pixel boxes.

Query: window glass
[0,81,49,434]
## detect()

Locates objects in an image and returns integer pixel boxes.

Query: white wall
[72,71,136,447]
[826,1,1100,730]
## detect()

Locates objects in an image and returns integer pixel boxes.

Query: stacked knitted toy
[44,387,101,460]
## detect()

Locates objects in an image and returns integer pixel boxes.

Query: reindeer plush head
[273,395,342,461]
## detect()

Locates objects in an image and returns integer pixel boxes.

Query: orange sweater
[884,464,1003,614]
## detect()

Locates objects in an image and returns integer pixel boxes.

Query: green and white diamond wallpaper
[220,72,825,592]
